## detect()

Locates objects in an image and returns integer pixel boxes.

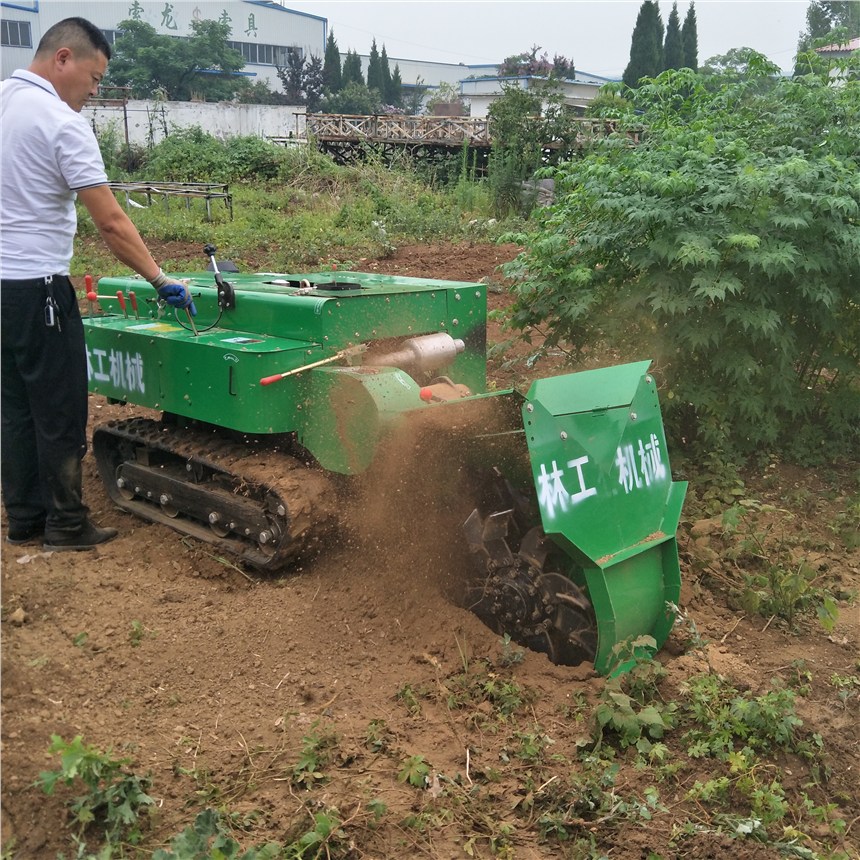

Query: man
[1,17,194,551]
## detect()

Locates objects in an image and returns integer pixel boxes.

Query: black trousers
[1,276,90,538]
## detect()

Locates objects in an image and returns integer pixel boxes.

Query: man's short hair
[35,17,111,62]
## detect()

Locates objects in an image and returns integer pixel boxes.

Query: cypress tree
[367,38,384,95]
[323,29,342,92]
[682,2,699,70]
[623,0,664,87]
[380,44,393,104]
[342,49,364,86]
[663,2,684,70]
[389,63,403,107]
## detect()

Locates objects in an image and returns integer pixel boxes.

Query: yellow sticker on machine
[127,323,180,332]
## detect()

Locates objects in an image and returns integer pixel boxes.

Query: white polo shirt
[0,69,108,279]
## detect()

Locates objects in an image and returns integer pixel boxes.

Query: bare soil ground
[2,242,858,859]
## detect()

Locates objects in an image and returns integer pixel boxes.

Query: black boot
[43,519,118,552]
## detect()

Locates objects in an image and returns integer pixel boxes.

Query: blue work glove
[157,282,197,316]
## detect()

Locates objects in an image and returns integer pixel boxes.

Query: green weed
[37,735,154,847]
[721,501,840,632]
[395,683,422,716]
[291,722,338,790]
[398,754,431,788]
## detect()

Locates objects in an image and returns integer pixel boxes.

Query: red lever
[116,290,128,318]
[260,374,282,386]
[128,290,139,319]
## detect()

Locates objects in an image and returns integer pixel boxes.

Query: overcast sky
[280,0,810,78]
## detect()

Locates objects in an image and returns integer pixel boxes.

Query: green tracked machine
[85,248,686,674]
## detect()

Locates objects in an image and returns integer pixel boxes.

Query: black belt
[0,275,69,287]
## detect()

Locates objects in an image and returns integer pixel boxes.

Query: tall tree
[380,45,393,104]
[277,49,305,104]
[304,55,324,111]
[623,1,664,87]
[389,63,403,107]
[367,38,384,95]
[795,0,860,72]
[342,49,364,87]
[682,2,699,70]
[663,2,684,70]
[323,29,342,93]
[104,18,245,100]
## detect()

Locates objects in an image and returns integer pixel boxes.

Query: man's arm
[76,185,195,313]
[76,184,160,281]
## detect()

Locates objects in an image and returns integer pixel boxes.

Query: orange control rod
[260,349,351,386]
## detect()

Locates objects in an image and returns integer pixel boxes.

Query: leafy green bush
[502,59,860,464]
[142,127,287,183]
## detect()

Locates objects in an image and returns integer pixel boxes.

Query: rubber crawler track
[93,418,337,572]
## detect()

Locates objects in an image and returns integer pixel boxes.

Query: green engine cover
[86,270,487,461]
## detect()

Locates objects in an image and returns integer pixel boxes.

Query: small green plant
[722,502,839,632]
[395,683,422,716]
[398,754,431,788]
[830,672,860,709]
[152,808,281,859]
[594,678,677,749]
[37,735,154,847]
[365,718,391,753]
[291,723,337,790]
[497,633,525,667]
[682,675,807,760]
[286,809,349,860]
[129,619,147,646]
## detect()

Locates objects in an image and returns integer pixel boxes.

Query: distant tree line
[314,31,429,114]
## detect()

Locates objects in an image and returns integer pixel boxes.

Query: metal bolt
[276,505,286,517]
[116,477,126,489]
[259,530,273,544]
[630,411,638,421]
[526,403,534,413]
[208,512,221,524]
[475,291,481,297]
[560,431,568,440]
[134,485,142,495]
[146,491,153,499]
[452,319,458,326]
[244,528,251,536]
[186,463,193,472]
[455,293,461,301]
[159,494,169,505]
[645,375,653,385]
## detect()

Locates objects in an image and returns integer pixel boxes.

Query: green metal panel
[298,365,426,474]
[523,362,687,673]
[86,271,488,433]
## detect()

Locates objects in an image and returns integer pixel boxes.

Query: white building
[462,71,616,118]
[1,2,615,115]
[0,0,326,91]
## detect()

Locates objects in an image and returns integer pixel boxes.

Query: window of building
[227,40,300,67]
[101,29,120,45]
[1,19,33,48]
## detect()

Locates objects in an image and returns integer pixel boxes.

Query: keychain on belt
[44,275,61,332]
